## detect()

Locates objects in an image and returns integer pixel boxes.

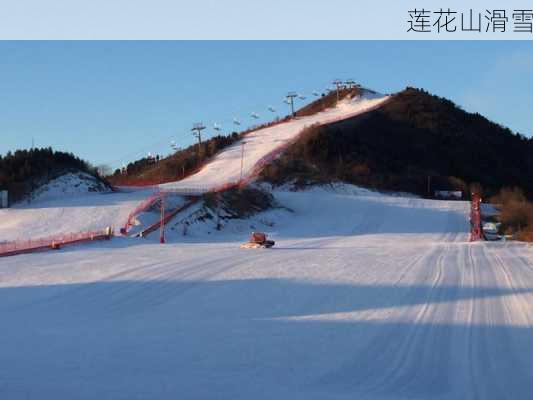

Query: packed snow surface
[160,93,389,192]
[2,186,533,399]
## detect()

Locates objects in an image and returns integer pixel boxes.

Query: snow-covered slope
[0,186,153,241]
[2,186,533,400]
[0,95,388,241]
[160,93,389,192]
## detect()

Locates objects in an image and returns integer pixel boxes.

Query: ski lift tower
[345,79,356,89]
[285,92,298,117]
[332,79,343,103]
[191,122,206,147]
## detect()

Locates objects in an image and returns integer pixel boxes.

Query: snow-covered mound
[28,172,110,203]
[160,93,389,192]
[162,184,466,242]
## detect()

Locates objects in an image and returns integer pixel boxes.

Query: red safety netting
[121,192,162,233]
[0,229,112,258]
[137,197,201,238]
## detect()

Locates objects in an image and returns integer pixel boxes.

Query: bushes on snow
[491,187,533,241]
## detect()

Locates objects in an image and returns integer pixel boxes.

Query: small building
[434,190,462,200]
[0,190,8,208]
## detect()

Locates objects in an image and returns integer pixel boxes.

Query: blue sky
[0,41,531,168]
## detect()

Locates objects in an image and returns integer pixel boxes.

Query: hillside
[28,172,110,203]
[158,89,389,193]
[0,148,107,204]
[110,86,533,200]
[261,87,533,198]
[107,88,364,187]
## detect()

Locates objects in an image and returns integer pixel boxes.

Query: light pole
[159,192,166,244]
[332,79,343,103]
[240,141,247,183]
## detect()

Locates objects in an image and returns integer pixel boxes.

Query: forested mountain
[261,87,533,199]
[101,86,533,200]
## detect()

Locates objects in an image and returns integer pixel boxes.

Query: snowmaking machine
[240,232,275,249]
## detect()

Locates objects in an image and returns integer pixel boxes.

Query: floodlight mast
[332,79,343,103]
[286,92,298,117]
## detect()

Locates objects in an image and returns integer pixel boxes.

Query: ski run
[1,91,533,399]
[160,92,390,192]
[1,186,533,399]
